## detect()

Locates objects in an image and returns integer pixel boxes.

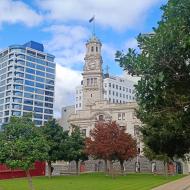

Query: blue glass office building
[0,41,55,127]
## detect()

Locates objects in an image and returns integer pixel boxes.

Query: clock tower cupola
[82,36,103,109]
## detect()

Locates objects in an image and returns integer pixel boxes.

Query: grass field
[0,173,184,190]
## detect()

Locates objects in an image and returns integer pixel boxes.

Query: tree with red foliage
[85,121,137,174]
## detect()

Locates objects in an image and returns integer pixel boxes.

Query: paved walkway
[152,175,190,190]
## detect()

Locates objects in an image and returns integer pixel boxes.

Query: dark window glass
[24,99,33,105]
[26,62,35,68]
[35,95,44,101]
[25,86,34,92]
[36,83,44,88]
[36,65,45,71]
[25,80,34,86]
[23,105,33,111]
[14,85,23,90]
[44,115,53,120]
[46,79,54,85]
[45,91,53,96]
[26,68,35,74]
[45,85,54,91]
[46,73,54,79]
[36,70,45,77]
[35,89,44,95]
[46,67,55,73]
[36,77,44,82]
[34,120,42,125]
[24,93,33,99]
[35,101,43,107]
[46,62,55,68]
[45,103,53,108]
[25,74,35,80]
[34,107,43,113]
[45,97,53,102]
[34,114,43,119]
[44,109,53,114]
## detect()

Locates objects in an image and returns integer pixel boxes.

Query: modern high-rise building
[0,41,55,128]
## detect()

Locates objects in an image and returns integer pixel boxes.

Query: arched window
[91,46,94,52]
[99,115,104,121]
[96,46,98,52]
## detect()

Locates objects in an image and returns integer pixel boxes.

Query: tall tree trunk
[26,170,35,190]
[163,160,168,177]
[109,160,114,178]
[47,161,52,178]
[104,159,108,174]
[120,160,124,175]
[76,160,79,175]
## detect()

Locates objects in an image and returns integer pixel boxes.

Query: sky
[0,0,167,117]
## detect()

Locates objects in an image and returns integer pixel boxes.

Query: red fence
[0,162,45,180]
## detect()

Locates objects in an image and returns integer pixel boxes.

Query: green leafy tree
[40,119,68,178]
[65,125,87,175]
[116,0,190,160]
[0,115,49,190]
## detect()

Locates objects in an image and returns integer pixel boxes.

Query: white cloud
[37,0,161,30]
[0,0,42,27]
[124,38,138,50]
[43,24,90,68]
[54,64,82,117]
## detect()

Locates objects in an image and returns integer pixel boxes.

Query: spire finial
[105,65,110,74]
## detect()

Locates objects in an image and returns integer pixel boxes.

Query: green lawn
[0,173,184,190]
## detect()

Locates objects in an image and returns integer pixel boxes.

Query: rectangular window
[36,70,45,77]
[45,103,53,108]
[24,86,34,92]
[44,109,53,114]
[35,89,44,95]
[36,77,45,83]
[24,99,33,105]
[26,68,35,74]
[118,113,121,120]
[36,65,45,71]
[25,80,34,86]
[24,93,33,99]
[25,74,35,80]
[23,105,33,111]
[45,85,54,91]
[26,62,35,68]
[36,83,44,89]
[45,91,53,96]
[35,101,43,107]
[35,95,44,101]
[46,79,54,85]
[122,113,125,120]
[34,107,43,113]
[44,115,53,120]
[46,73,54,79]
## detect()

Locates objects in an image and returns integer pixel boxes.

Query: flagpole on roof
[89,15,95,37]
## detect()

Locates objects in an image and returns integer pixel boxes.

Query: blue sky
[0,0,166,117]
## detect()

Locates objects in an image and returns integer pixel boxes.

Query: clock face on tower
[89,62,96,70]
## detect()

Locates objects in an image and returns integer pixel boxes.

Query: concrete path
[152,175,190,190]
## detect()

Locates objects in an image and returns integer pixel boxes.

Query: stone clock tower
[82,36,103,109]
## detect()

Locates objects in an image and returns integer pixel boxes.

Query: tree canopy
[0,115,49,190]
[116,0,190,159]
[85,121,137,174]
[64,125,87,175]
[40,119,68,178]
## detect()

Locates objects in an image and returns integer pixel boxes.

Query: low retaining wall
[0,162,45,180]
